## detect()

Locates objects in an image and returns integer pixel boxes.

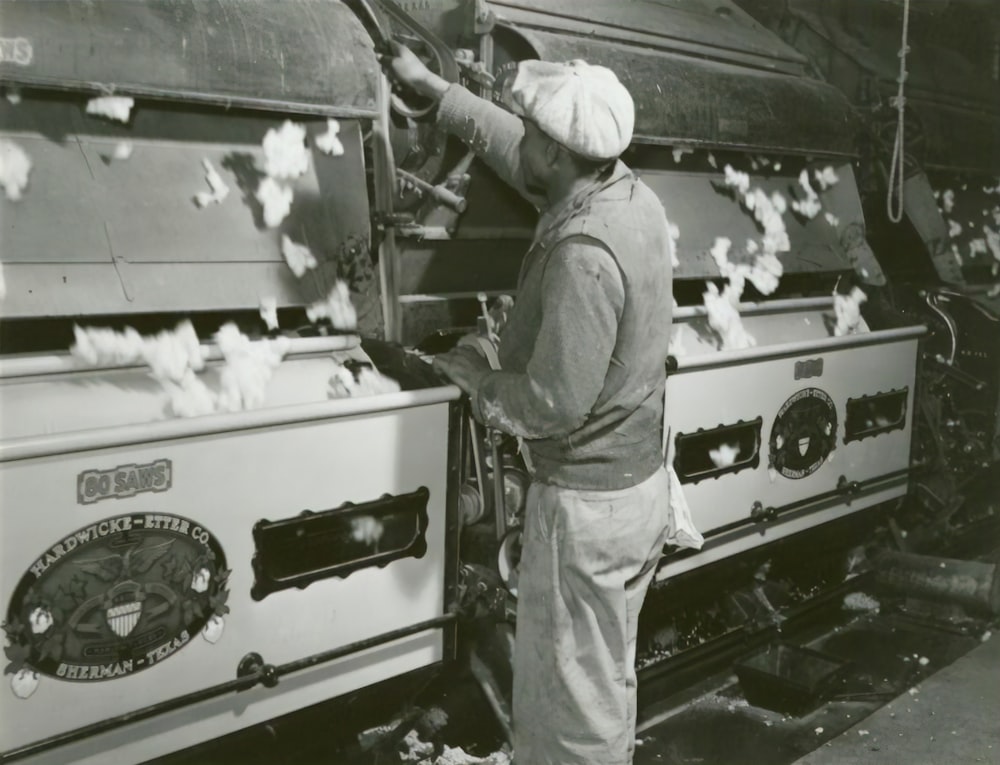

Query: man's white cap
[510,59,634,161]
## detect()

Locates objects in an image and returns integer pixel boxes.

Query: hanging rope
[886,0,911,223]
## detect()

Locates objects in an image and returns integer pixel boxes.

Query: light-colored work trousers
[512,467,671,765]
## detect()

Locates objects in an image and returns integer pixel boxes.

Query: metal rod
[396,168,468,212]
[0,387,461,463]
[443,401,466,662]
[673,296,835,319]
[398,291,513,303]
[700,466,917,540]
[468,650,515,746]
[276,614,457,676]
[0,335,360,380]
[1,614,457,763]
[672,325,927,371]
[0,76,381,120]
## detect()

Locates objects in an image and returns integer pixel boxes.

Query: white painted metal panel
[658,300,923,580]
[0,345,460,764]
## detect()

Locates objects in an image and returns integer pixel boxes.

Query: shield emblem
[797,436,811,456]
[106,599,143,637]
[103,580,146,638]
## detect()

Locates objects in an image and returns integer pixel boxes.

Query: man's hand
[488,295,514,339]
[433,345,492,396]
[380,42,450,101]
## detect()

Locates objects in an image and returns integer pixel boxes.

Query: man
[385,44,674,764]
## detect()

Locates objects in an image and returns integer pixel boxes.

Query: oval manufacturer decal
[769,388,838,479]
[3,513,229,695]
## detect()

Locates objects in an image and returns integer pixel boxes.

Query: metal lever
[396,167,467,212]
[928,354,986,391]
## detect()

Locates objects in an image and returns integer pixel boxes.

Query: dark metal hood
[489,0,860,156]
[0,0,382,324]
[0,0,380,118]
[739,0,1000,173]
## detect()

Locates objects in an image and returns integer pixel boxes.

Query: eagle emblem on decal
[769,388,838,479]
[3,514,229,698]
[75,541,175,638]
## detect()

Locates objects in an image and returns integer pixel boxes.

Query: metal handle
[350,0,459,119]
[397,167,468,212]
[750,501,777,523]
[837,475,861,496]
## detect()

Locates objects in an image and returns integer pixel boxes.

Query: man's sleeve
[437,84,545,208]
[472,238,624,439]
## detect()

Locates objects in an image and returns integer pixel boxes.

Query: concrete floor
[634,603,998,765]
[792,630,999,765]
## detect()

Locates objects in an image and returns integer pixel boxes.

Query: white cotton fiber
[709,443,741,468]
[112,142,134,161]
[984,225,1000,262]
[168,369,218,418]
[194,158,230,207]
[703,282,756,350]
[263,120,310,179]
[0,139,32,200]
[350,515,385,545]
[71,325,146,366]
[328,363,401,399]
[833,286,868,337]
[71,321,204,382]
[743,188,790,258]
[142,322,205,382]
[111,141,134,161]
[71,321,298,417]
[749,253,783,296]
[723,164,750,196]
[315,119,345,157]
[792,169,822,219]
[85,96,134,123]
[710,237,732,271]
[721,166,790,261]
[306,280,358,331]
[814,166,839,190]
[281,234,317,277]
[667,221,680,268]
[259,296,279,331]
[256,177,293,228]
[214,323,290,412]
[709,235,783,299]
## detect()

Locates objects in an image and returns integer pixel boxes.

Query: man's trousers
[512,467,671,765]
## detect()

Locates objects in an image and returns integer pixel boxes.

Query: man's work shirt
[437,85,673,491]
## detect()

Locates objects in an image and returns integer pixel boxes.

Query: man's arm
[436,85,541,206]
[383,44,543,206]
[471,238,624,439]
